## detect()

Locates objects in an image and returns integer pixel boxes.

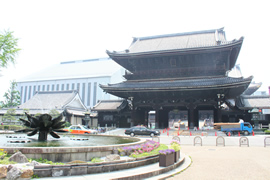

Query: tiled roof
[92,100,127,111]
[107,28,243,55]
[237,95,270,109]
[242,82,262,95]
[101,76,253,91]
[0,109,64,115]
[19,91,78,109]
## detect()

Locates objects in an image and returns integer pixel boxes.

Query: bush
[65,121,71,128]
[264,130,270,134]
[0,125,23,130]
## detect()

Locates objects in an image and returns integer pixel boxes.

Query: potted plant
[170,140,181,162]
[159,149,175,167]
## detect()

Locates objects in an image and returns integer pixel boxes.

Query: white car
[64,125,98,134]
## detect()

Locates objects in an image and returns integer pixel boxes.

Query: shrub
[169,139,181,151]
[264,130,270,134]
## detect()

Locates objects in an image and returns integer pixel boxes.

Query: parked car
[64,125,98,134]
[125,126,160,137]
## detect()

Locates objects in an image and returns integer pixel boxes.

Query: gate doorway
[168,110,188,129]
[198,110,214,129]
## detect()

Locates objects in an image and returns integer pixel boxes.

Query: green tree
[0,30,20,69]
[49,109,60,118]
[34,113,41,118]
[3,108,16,123]
[21,108,30,119]
[0,80,21,108]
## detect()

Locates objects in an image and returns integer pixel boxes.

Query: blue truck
[220,122,253,136]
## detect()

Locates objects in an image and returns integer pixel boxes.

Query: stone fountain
[16,113,66,141]
[1,113,144,162]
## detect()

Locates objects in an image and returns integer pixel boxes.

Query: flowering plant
[0,149,7,159]
[120,140,160,156]
[170,140,180,146]
[159,149,175,155]
[169,140,181,151]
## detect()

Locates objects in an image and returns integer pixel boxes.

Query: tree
[0,80,21,108]
[0,30,20,69]
[49,109,60,118]
[3,108,16,123]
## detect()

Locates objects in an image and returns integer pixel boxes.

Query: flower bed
[118,140,166,158]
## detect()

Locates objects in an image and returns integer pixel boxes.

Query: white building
[16,57,125,108]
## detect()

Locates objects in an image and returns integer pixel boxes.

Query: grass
[90,157,103,163]
[29,158,65,165]
[0,157,17,165]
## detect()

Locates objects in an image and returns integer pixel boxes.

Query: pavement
[167,146,270,180]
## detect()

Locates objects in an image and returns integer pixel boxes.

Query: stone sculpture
[16,113,66,141]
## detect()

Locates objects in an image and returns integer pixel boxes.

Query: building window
[82,83,85,104]
[24,86,27,103]
[103,115,113,121]
[77,83,80,92]
[61,84,64,91]
[170,58,176,67]
[20,86,23,103]
[56,84,59,91]
[42,85,45,91]
[87,83,91,106]
[72,83,75,90]
[66,84,69,90]
[28,86,32,100]
[52,85,55,91]
[47,85,50,91]
[93,82,97,106]
[38,85,40,91]
[33,86,36,96]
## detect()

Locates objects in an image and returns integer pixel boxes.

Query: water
[2,133,138,147]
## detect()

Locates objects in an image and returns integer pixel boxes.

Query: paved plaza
[168,146,270,180]
[106,128,270,180]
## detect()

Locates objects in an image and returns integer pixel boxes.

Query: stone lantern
[83,110,92,128]
[249,108,260,131]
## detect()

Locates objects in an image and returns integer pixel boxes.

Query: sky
[1,0,269,101]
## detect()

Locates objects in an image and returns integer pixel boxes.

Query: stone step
[39,153,191,180]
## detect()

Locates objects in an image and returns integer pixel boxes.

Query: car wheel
[244,131,249,136]
[150,133,155,137]
[84,132,89,134]
[130,132,135,137]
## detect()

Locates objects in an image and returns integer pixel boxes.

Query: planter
[159,153,174,167]
[174,150,180,162]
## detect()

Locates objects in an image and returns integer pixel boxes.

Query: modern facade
[16,58,125,108]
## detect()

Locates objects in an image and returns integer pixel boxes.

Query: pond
[1,133,139,147]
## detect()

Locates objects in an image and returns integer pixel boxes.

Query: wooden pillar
[155,110,160,129]
[156,109,169,129]
[217,108,222,122]
[188,104,195,129]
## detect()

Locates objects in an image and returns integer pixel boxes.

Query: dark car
[125,126,160,137]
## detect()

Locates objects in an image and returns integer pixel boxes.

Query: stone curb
[33,155,159,177]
